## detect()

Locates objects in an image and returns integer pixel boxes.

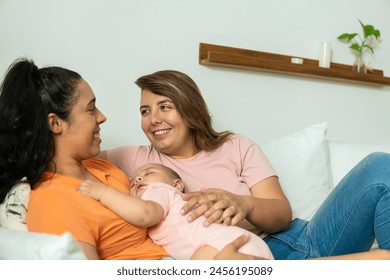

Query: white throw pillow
[0,178,30,231]
[0,227,86,260]
[262,123,333,220]
[328,139,390,187]
[0,181,87,259]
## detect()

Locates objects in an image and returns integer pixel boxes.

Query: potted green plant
[337,19,381,73]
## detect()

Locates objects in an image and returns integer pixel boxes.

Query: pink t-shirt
[107,134,276,196]
[142,182,274,260]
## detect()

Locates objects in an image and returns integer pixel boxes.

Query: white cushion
[0,227,86,260]
[329,139,390,187]
[0,181,86,259]
[0,178,30,231]
[262,123,333,220]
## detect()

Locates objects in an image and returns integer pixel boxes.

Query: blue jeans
[264,152,390,259]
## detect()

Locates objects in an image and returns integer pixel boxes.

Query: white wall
[1,0,389,149]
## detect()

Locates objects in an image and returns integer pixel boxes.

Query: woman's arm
[242,176,292,232]
[78,180,164,227]
[182,176,292,233]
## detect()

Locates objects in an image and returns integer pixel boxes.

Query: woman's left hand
[214,235,268,260]
[181,188,246,227]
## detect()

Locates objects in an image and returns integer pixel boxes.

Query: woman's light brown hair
[135,70,233,152]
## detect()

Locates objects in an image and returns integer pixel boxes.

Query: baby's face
[130,163,174,196]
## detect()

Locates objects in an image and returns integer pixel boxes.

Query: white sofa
[1,122,389,259]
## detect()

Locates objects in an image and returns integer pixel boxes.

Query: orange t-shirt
[27,158,168,260]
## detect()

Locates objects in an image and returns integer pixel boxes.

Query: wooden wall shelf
[199,43,390,87]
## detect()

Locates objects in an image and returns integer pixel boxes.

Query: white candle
[319,42,332,68]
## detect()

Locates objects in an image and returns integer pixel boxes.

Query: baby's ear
[173,179,185,192]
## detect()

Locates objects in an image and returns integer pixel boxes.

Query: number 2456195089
[209,266,273,276]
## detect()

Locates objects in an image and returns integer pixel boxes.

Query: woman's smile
[153,129,171,137]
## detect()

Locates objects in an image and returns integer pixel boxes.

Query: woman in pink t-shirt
[102,70,390,260]
[101,70,292,250]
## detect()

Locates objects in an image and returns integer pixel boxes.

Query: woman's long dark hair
[0,58,81,203]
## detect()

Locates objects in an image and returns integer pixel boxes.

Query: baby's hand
[78,180,108,201]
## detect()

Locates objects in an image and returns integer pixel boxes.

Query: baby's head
[131,163,184,193]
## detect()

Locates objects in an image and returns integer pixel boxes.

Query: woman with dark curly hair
[0,59,169,260]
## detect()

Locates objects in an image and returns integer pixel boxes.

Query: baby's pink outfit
[142,183,274,260]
